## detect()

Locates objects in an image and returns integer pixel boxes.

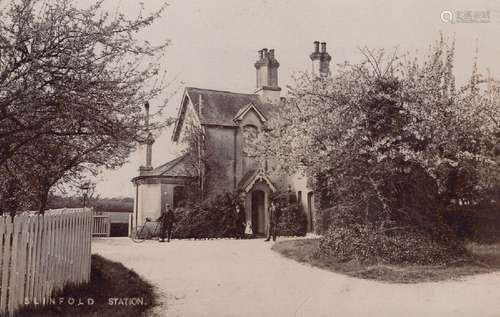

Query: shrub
[316,205,468,265]
[276,203,308,237]
[172,191,310,239]
[172,192,243,239]
[444,201,500,243]
[172,205,213,239]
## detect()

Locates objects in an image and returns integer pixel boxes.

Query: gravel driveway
[92,238,500,317]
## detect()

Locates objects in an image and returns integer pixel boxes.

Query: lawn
[19,254,159,317]
[272,238,500,283]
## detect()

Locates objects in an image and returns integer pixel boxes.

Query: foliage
[259,36,500,240]
[444,201,500,243]
[47,195,134,213]
[173,192,244,239]
[315,206,467,265]
[273,239,500,283]
[179,123,208,201]
[276,202,308,237]
[0,0,171,214]
[271,192,308,236]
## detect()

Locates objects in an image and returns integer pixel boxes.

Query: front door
[251,190,265,234]
[307,192,314,232]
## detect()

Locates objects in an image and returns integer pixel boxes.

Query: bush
[316,205,468,265]
[172,193,243,239]
[276,203,308,237]
[172,205,213,239]
[444,202,500,243]
[172,191,310,239]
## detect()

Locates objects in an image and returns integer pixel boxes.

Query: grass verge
[18,254,159,317]
[272,238,500,283]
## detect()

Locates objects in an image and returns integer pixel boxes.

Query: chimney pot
[314,41,320,53]
[321,42,327,53]
[254,47,281,102]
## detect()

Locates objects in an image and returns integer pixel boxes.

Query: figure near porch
[265,201,279,242]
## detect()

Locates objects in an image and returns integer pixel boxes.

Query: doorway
[251,190,265,234]
[307,192,314,232]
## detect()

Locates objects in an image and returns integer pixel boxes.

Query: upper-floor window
[242,124,259,156]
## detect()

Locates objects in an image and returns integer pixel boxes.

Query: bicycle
[131,217,160,243]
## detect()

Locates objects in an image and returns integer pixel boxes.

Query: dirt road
[92,238,500,317]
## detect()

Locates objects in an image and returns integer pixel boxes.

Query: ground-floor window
[173,186,185,208]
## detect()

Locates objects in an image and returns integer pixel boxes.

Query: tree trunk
[38,178,50,214]
[38,190,49,214]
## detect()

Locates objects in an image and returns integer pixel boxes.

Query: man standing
[235,204,246,239]
[265,201,278,242]
[158,204,175,242]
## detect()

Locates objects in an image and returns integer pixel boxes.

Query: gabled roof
[238,169,277,193]
[186,87,261,126]
[134,155,196,179]
[172,87,278,141]
[233,103,267,123]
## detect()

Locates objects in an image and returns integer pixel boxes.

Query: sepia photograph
[0,0,500,316]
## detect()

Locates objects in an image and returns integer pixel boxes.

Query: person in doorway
[157,204,175,242]
[265,201,278,242]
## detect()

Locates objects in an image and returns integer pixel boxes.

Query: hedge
[171,192,309,239]
[315,205,468,265]
[276,202,308,237]
[172,193,244,239]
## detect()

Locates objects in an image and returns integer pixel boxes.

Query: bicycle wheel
[131,226,146,243]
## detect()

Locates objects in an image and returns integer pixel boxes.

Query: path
[92,238,500,317]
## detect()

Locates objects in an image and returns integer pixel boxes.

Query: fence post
[0,209,93,315]
[0,216,10,312]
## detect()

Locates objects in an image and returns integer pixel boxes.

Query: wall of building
[238,109,264,178]
[202,108,272,199]
[287,172,316,232]
[135,183,162,227]
[204,125,237,197]
[176,100,202,151]
[133,178,191,229]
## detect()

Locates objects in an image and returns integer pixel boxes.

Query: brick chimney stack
[310,41,332,77]
[254,48,281,103]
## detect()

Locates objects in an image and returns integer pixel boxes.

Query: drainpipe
[134,182,139,229]
[234,128,238,189]
[198,95,204,200]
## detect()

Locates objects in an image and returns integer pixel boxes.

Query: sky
[91,0,500,198]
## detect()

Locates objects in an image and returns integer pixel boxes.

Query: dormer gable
[233,103,267,124]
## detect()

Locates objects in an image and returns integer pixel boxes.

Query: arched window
[242,125,259,156]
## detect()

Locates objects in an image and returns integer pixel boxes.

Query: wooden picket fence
[92,215,111,237]
[0,208,92,316]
